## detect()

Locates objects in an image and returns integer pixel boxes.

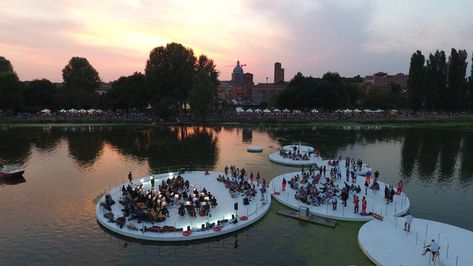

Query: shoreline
[2,117,473,127]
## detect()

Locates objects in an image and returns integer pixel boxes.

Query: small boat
[0,163,26,179]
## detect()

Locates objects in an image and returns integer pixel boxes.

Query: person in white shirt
[404,214,413,232]
[422,239,440,261]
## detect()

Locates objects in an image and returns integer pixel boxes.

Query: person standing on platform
[353,196,359,213]
[361,196,367,215]
[282,177,287,191]
[404,214,413,232]
[128,171,132,183]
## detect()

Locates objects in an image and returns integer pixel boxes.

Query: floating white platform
[269,152,323,166]
[269,160,410,221]
[247,145,263,153]
[282,145,315,153]
[96,171,271,241]
[358,217,473,266]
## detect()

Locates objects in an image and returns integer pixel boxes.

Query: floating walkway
[269,160,410,222]
[96,171,271,241]
[358,217,473,265]
[277,208,336,228]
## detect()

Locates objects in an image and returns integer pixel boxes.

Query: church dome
[232,60,244,84]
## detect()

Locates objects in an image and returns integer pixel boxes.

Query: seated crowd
[218,165,265,204]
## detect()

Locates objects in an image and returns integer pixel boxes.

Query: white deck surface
[96,171,271,241]
[359,217,473,266]
[269,152,323,166]
[282,145,315,153]
[269,160,410,221]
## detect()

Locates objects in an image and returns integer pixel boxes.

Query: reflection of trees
[416,129,439,180]
[438,130,461,181]
[400,128,421,179]
[30,126,63,152]
[460,132,473,183]
[67,127,105,167]
[0,127,32,164]
[104,126,218,172]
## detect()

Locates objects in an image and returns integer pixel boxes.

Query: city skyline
[1,0,472,83]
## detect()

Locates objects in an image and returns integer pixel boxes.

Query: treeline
[408,49,473,111]
[0,43,218,119]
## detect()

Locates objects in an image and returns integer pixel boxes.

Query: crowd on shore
[1,110,472,123]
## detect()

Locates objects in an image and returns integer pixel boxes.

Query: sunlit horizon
[1,0,472,83]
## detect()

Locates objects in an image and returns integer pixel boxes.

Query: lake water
[1,125,472,265]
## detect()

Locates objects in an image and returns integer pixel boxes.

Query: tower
[274,62,284,83]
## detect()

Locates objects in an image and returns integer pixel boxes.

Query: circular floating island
[96,171,271,241]
[269,145,322,166]
[282,144,314,154]
[269,160,410,221]
[359,217,473,265]
[247,145,263,153]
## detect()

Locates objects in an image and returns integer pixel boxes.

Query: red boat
[0,160,25,179]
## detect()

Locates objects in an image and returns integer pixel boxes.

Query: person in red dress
[353,196,359,213]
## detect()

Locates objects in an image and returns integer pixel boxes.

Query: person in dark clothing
[128,171,132,183]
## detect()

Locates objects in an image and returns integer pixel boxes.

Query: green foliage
[425,50,447,110]
[145,43,196,110]
[62,57,101,93]
[0,56,14,73]
[24,79,57,110]
[106,72,147,111]
[189,71,215,119]
[275,72,360,111]
[446,49,468,111]
[407,50,426,110]
[0,57,23,110]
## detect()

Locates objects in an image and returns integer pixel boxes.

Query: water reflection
[0,126,472,187]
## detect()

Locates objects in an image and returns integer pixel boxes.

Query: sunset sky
[1,0,472,83]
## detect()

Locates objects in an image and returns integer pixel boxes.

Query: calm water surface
[1,125,472,265]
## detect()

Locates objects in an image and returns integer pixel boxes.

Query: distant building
[252,81,287,104]
[363,72,408,89]
[217,60,253,101]
[96,82,112,95]
[274,62,284,83]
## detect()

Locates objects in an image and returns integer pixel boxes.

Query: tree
[145,43,196,112]
[62,57,101,93]
[425,50,447,110]
[107,72,147,111]
[407,50,426,111]
[24,79,57,110]
[469,53,473,110]
[0,56,23,110]
[189,71,215,120]
[446,49,468,111]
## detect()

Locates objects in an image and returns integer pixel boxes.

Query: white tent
[68,108,78,113]
[334,109,342,113]
[374,109,384,113]
[254,108,262,113]
[95,109,103,113]
[263,109,271,113]
[40,108,51,114]
[353,109,362,113]
[236,107,244,113]
[363,109,373,113]
[78,109,87,113]
[273,108,281,112]
[311,109,319,113]
[246,108,254,113]
[292,109,301,114]
[87,109,96,113]
[58,109,67,113]
[343,109,353,113]
[282,108,290,113]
